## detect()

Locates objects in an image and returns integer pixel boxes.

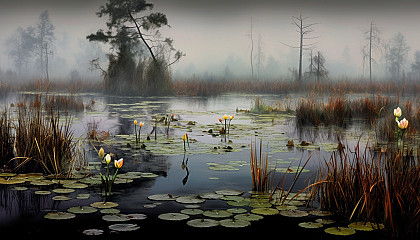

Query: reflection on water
[0,92,384,237]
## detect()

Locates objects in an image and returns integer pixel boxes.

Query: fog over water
[1,0,420,81]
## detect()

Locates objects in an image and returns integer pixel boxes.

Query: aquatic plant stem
[134,124,138,143]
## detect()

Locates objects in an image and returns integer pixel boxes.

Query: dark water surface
[0,92,386,239]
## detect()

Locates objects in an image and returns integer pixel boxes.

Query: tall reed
[312,140,420,239]
[250,139,272,193]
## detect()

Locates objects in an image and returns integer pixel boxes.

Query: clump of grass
[0,109,14,170]
[312,140,420,239]
[250,139,272,193]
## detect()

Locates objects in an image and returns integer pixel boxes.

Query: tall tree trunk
[298,18,303,82]
[369,21,372,83]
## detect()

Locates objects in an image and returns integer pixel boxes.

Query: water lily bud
[182,133,188,141]
[105,154,111,164]
[394,107,402,117]
[223,115,229,120]
[134,120,138,125]
[98,147,105,159]
[139,121,144,127]
[230,115,234,120]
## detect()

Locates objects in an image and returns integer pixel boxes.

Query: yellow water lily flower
[182,133,188,141]
[134,120,138,125]
[222,115,229,120]
[139,121,144,127]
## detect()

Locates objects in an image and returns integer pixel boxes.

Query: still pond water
[0,92,385,238]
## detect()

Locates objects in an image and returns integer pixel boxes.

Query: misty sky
[1,0,420,80]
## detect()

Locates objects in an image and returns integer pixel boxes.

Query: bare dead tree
[362,21,382,82]
[281,15,318,82]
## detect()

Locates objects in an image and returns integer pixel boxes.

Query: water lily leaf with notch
[108,223,140,232]
[181,209,204,215]
[309,210,333,216]
[251,208,279,215]
[203,210,233,218]
[279,210,309,217]
[63,183,88,189]
[52,195,72,201]
[0,178,26,184]
[324,227,356,236]
[348,222,381,231]
[187,218,219,228]
[250,202,272,208]
[234,213,263,221]
[53,188,75,194]
[76,193,90,199]
[219,219,251,228]
[100,208,120,214]
[227,208,247,214]
[67,206,98,214]
[215,189,243,196]
[298,222,323,229]
[158,213,190,221]
[90,201,119,209]
[176,195,206,204]
[102,214,130,222]
[147,194,177,201]
[34,190,51,195]
[83,229,104,236]
[315,218,335,224]
[125,214,147,220]
[44,212,76,220]
[199,192,224,199]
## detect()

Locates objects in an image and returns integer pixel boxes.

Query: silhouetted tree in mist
[35,10,55,80]
[385,32,409,81]
[361,21,381,82]
[87,0,183,95]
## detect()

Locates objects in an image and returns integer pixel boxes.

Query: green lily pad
[251,208,279,215]
[34,190,51,195]
[187,218,219,228]
[67,206,98,214]
[100,208,121,214]
[11,186,28,191]
[227,208,247,214]
[199,193,224,199]
[348,222,379,231]
[158,213,190,221]
[176,196,206,204]
[102,214,130,222]
[126,214,147,220]
[324,227,356,236]
[203,210,233,218]
[52,195,72,201]
[219,219,251,228]
[275,205,298,211]
[63,183,88,189]
[83,229,104,236]
[215,189,243,196]
[279,210,308,217]
[76,193,90,199]
[0,178,26,185]
[108,223,140,232]
[315,218,335,224]
[309,210,333,216]
[90,201,119,209]
[181,209,204,215]
[250,202,272,208]
[44,212,76,220]
[53,188,75,194]
[0,173,16,177]
[234,213,263,221]
[30,180,54,185]
[147,194,177,201]
[298,222,323,229]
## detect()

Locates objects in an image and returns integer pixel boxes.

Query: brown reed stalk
[250,139,271,193]
[312,139,420,239]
